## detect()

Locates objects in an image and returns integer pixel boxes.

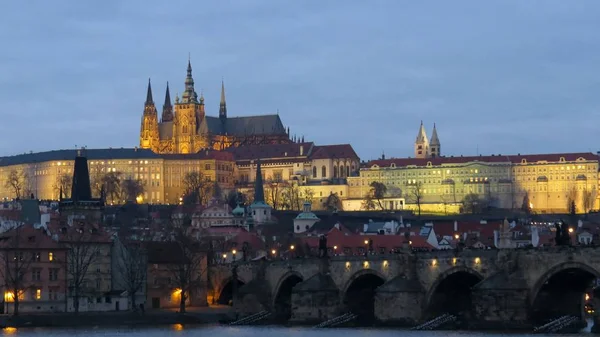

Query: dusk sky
[1,1,599,160]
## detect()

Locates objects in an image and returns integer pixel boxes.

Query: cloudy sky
[1,1,599,160]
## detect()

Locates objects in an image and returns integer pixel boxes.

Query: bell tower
[173,58,202,154]
[430,123,441,158]
[414,121,430,159]
[140,79,159,151]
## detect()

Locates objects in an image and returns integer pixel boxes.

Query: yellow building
[140,60,291,154]
[347,153,600,214]
[0,148,235,205]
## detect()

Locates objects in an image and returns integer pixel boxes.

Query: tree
[521,193,532,215]
[61,225,102,314]
[367,182,387,210]
[281,183,302,211]
[0,225,35,316]
[182,171,212,205]
[165,222,208,313]
[566,185,578,214]
[121,178,145,203]
[407,182,424,216]
[53,173,72,199]
[5,169,27,199]
[583,188,597,213]
[114,233,146,311]
[226,190,246,209]
[462,193,483,214]
[101,172,122,204]
[323,192,343,212]
[265,177,285,210]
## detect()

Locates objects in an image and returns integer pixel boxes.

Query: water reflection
[172,323,184,331]
[2,327,17,335]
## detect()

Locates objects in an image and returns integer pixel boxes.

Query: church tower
[173,59,205,154]
[219,79,227,121]
[430,123,441,158]
[414,121,430,159]
[161,82,174,122]
[140,79,159,151]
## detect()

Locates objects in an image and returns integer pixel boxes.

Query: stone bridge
[208,247,600,328]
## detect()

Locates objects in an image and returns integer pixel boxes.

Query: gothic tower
[140,79,159,150]
[219,79,227,121]
[161,82,173,122]
[414,121,430,159]
[430,123,441,158]
[173,59,204,154]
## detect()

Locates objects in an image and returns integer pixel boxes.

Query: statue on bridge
[319,235,328,258]
[554,221,572,246]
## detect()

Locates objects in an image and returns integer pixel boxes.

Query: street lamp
[271,249,277,256]
[454,234,460,240]
[568,227,574,233]
[364,240,369,245]
[290,245,295,250]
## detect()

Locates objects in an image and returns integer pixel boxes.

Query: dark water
[0,325,591,336]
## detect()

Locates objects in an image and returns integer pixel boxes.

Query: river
[0,325,593,337]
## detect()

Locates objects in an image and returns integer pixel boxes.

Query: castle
[140,59,291,154]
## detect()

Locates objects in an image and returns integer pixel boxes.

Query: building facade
[0,148,235,205]
[140,60,291,154]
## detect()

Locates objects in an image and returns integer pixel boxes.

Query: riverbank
[0,307,236,328]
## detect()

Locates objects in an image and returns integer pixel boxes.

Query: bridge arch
[272,271,304,322]
[342,269,387,324]
[216,275,247,306]
[425,266,484,317]
[529,261,600,323]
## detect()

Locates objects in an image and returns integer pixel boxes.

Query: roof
[310,144,359,160]
[0,148,160,167]
[162,149,234,161]
[366,152,599,169]
[225,142,314,162]
[158,121,173,140]
[206,114,287,136]
[0,224,63,250]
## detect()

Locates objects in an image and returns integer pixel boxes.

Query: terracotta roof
[310,144,359,160]
[223,230,264,250]
[225,142,314,162]
[0,224,63,250]
[366,152,599,168]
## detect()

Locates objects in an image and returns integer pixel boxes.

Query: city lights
[474,257,481,264]
[431,259,437,266]
[271,249,276,256]
[290,245,295,250]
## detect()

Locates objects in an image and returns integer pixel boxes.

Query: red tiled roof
[0,224,63,249]
[225,142,314,161]
[366,152,598,168]
[310,144,359,160]
[223,230,264,250]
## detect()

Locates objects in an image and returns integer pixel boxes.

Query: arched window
[182,125,188,134]
[346,166,350,177]
[312,166,317,178]
[333,166,338,178]
[321,166,327,178]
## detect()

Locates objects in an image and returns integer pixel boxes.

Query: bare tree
[521,193,532,215]
[323,192,343,211]
[53,173,72,199]
[101,172,122,204]
[265,175,285,210]
[4,169,27,199]
[301,188,315,205]
[362,181,387,211]
[114,233,146,311]
[566,185,578,214]
[407,182,424,216]
[583,188,597,213]
[165,222,207,313]
[281,183,302,211]
[121,178,145,203]
[182,171,212,205]
[60,226,102,314]
[462,193,484,214]
[0,225,35,316]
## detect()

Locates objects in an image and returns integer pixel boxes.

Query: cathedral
[140,60,291,154]
[414,121,441,158]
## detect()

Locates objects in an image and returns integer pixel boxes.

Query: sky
[0,1,599,161]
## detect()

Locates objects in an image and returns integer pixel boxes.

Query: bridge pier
[289,273,341,325]
[471,271,531,330]
[374,276,424,326]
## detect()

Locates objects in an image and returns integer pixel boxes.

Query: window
[35,289,41,300]
[49,268,59,281]
[321,166,326,178]
[34,252,41,262]
[48,252,54,262]
[312,166,317,178]
[96,279,101,288]
[32,269,41,281]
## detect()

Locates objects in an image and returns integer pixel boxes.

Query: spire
[416,120,428,143]
[219,79,227,120]
[430,123,440,145]
[145,78,154,105]
[70,154,92,202]
[181,57,197,103]
[254,159,265,203]
[161,82,174,122]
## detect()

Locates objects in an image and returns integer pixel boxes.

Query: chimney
[300,145,304,156]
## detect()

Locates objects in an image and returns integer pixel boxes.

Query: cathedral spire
[181,58,197,103]
[416,120,428,143]
[430,123,440,145]
[145,78,154,105]
[254,159,265,203]
[219,79,227,120]
[430,123,441,158]
[161,82,173,122]
[414,121,430,159]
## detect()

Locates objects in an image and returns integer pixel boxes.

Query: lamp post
[231,249,238,309]
[290,245,295,259]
